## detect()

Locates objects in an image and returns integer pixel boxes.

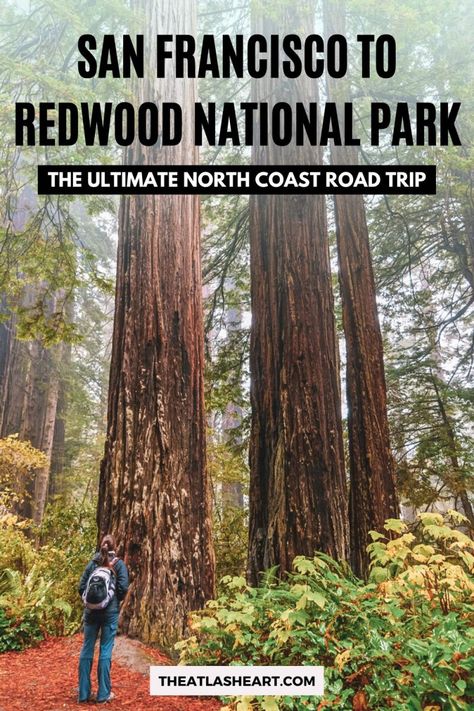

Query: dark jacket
[79,551,129,620]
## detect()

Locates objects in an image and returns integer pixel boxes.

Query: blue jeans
[78,613,118,702]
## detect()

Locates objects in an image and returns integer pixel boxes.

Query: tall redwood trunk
[0,297,13,398]
[0,316,28,439]
[324,0,399,578]
[1,188,63,523]
[16,340,62,523]
[0,308,62,524]
[49,366,68,499]
[98,0,215,645]
[247,0,348,585]
[221,296,244,509]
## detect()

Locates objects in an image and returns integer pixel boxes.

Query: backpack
[82,560,118,610]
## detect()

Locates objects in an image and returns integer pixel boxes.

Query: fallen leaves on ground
[352,690,368,711]
[0,634,221,711]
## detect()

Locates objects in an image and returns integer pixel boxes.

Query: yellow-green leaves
[368,511,474,613]
[384,519,408,534]
[0,435,48,510]
[178,513,474,709]
[292,557,317,575]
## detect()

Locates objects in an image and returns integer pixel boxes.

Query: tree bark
[0,303,62,525]
[16,340,61,523]
[221,295,244,509]
[48,377,67,498]
[0,187,39,439]
[1,186,67,523]
[49,335,71,499]
[97,0,215,645]
[0,318,28,439]
[323,0,399,578]
[247,0,348,585]
[0,297,13,398]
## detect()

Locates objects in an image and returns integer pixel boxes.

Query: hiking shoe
[97,692,116,703]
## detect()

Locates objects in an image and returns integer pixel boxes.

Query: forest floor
[0,634,222,711]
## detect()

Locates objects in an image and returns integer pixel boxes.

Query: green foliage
[214,505,248,583]
[0,502,96,650]
[367,511,474,614]
[208,438,249,581]
[178,514,474,710]
[0,435,48,510]
[0,606,42,653]
[0,0,121,340]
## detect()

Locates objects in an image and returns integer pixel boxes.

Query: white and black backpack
[82,561,118,610]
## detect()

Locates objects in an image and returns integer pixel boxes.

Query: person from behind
[78,533,129,703]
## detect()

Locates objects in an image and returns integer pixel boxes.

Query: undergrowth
[0,501,96,651]
[178,511,474,710]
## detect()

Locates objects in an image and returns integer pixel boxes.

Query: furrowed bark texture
[324,0,399,578]
[98,0,215,645]
[247,1,348,585]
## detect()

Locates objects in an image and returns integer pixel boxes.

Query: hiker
[78,534,129,704]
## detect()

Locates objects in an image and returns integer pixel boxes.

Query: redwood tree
[0,316,27,439]
[19,341,62,523]
[247,0,348,585]
[98,0,215,644]
[0,324,63,524]
[0,202,64,525]
[324,0,399,577]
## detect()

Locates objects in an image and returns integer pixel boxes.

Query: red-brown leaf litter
[0,634,222,711]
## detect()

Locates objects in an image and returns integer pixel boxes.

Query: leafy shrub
[0,436,47,510]
[36,498,97,630]
[0,514,36,574]
[177,512,474,710]
[208,437,249,583]
[0,501,96,650]
[214,505,248,583]
[0,606,42,652]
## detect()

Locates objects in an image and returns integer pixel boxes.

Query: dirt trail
[0,634,221,711]
[112,635,163,675]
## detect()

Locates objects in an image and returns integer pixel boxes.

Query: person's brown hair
[101,534,116,551]
[99,534,116,567]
